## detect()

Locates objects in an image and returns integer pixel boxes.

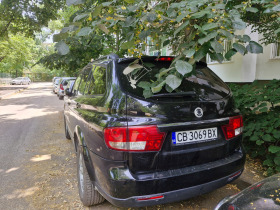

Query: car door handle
[76,103,81,108]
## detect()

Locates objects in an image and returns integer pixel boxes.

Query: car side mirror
[65,88,72,96]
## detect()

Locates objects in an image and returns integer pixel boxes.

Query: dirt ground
[0,83,266,210]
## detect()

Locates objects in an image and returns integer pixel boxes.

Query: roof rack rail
[91,53,119,63]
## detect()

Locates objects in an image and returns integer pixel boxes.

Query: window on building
[271,42,280,59]
[206,40,233,64]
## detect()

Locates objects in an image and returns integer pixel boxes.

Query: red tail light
[60,84,64,90]
[222,116,243,140]
[155,57,174,61]
[104,125,166,151]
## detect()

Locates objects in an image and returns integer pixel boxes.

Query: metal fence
[0,73,12,85]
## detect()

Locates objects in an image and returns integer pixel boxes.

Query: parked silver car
[53,78,61,93]
[57,78,76,100]
[10,77,31,85]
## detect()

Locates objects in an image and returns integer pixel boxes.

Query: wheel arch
[74,125,96,182]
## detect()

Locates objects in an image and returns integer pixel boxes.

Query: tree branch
[0,18,14,37]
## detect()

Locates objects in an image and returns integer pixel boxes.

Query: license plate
[172,127,218,145]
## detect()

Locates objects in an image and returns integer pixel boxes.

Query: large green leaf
[194,45,209,61]
[262,134,273,142]
[274,157,280,166]
[210,40,224,53]
[183,49,196,58]
[138,81,151,90]
[77,27,92,36]
[174,20,189,36]
[56,41,70,55]
[146,13,157,22]
[202,23,218,31]
[232,19,246,30]
[272,4,280,12]
[246,7,259,13]
[175,60,193,76]
[73,13,89,22]
[139,30,151,40]
[143,89,153,98]
[198,32,218,45]
[97,24,109,34]
[269,145,280,154]
[273,131,280,139]
[166,75,182,90]
[151,81,166,93]
[246,41,263,54]
[191,10,209,19]
[53,33,68,42]
[225,49,237,60]
[176,12,188,22]
[92,5,103,17]
[275,28,280,35]
[233,43,246,55]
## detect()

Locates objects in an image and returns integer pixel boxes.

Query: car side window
[72,76,81,96]
[77,64,93,95]
[87,65,106,95]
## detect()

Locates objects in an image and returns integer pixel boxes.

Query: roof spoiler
[91,53,119,63]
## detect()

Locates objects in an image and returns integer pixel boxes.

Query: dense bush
[229,80,280,175]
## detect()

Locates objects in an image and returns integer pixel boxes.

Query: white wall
[209,26,280,82]
[256,43,280,80]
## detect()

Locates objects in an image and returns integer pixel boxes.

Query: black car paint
[64,55,245,207]
[215,173,280,210]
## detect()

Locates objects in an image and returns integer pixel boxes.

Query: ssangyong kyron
[64,54,245,207]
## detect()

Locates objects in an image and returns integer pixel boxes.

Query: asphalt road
[0,82,264,210]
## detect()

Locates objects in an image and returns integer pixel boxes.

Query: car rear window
[117,57,230,100]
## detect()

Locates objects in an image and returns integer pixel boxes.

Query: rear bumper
[96,169,243,208]
[88,148,245,207]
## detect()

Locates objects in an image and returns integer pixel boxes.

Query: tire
[59,95,64,100]
[64,117,71,140]
[77,148,105,206]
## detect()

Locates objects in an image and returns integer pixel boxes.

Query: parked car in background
[52,77,61,83]
[53,78,61,93]
[10,77,31,85]
[64,54,245,208]
[57,78,76,100]
[215,173,280,210]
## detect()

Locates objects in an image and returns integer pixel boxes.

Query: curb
[0,87,28,100]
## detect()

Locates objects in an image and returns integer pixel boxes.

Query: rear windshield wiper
[150,91,197,98]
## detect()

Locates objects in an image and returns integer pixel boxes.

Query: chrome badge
[194,107,203,118]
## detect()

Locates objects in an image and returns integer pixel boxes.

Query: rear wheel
[59,95,64,100]
[64,117,71,140]
[77,148,105,206]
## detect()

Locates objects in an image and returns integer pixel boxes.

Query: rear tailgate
[116,57,242,173]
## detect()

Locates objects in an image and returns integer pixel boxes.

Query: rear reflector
[228,170,242,182]
[222,116,243,140]
[104,125,166,151]
[137,195,164,201]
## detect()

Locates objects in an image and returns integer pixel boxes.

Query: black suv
[64,54,245,207]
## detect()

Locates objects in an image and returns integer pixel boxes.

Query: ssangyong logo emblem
[194,107,203,118]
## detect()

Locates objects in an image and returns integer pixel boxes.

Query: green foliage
[229,80,280,175]
[51,0,280,95]
[0,0,65,38]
